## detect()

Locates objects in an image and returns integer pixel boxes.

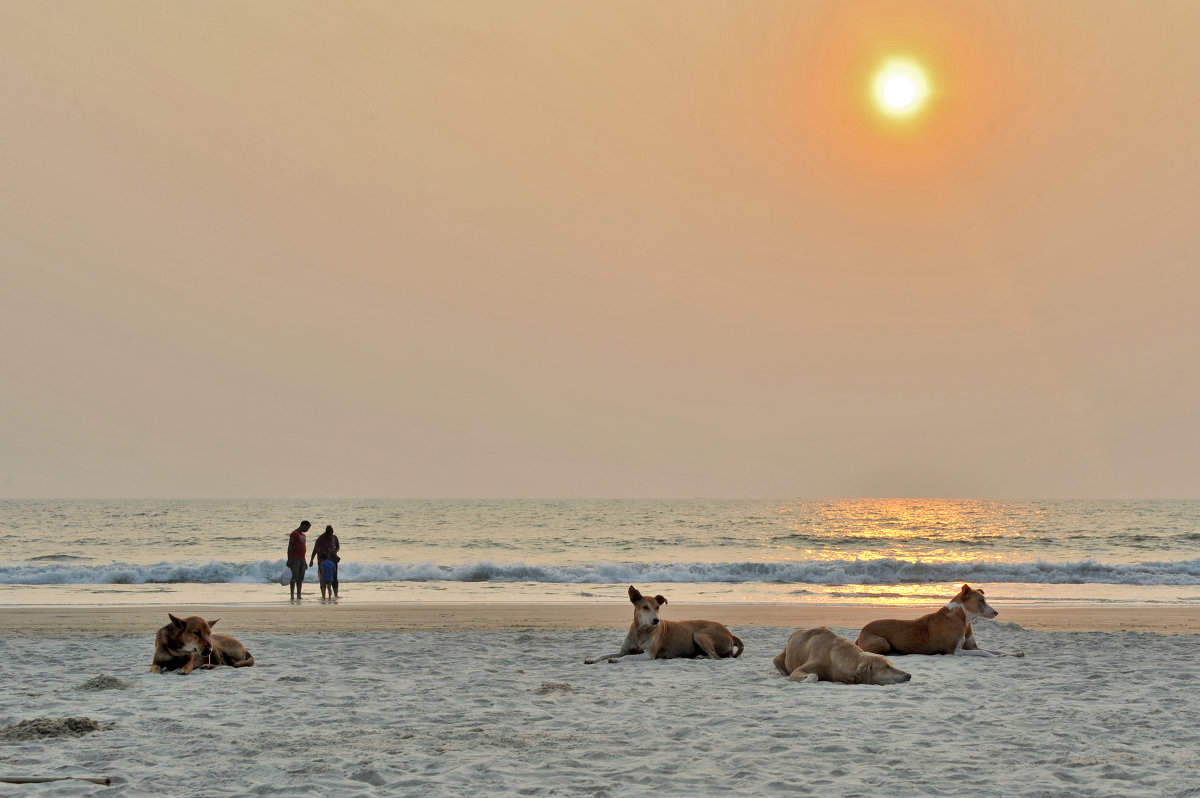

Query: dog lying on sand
[855,584,1024,658]
[773,626,911,684]
[150,614,255,674]
[584,586,744,663]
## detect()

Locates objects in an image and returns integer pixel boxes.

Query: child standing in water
[318,558,337,603]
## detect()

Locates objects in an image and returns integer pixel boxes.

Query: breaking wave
[4,557,1200,586]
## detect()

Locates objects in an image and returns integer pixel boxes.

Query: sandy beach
[2,603,1200,796]
[2,602,1200,637]
[6,0,1200,790]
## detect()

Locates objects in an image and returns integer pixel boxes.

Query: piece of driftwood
[0,775,111,785]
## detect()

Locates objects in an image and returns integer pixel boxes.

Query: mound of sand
[531,681,573,695]
[75,675,131,691]
[0,717,104,742]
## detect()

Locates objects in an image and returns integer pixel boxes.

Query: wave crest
[3,557,1200,586]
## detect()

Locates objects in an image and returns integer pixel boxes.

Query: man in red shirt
[286,520,311,602]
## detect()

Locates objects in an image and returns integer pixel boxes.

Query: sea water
[2,498,1199,607]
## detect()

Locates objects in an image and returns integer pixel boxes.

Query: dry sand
[1,603,1199,796]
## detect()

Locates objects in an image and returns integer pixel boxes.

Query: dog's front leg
[585,628,643,664]
[962,629,1022,657]
[950,638,998,657]
[980,647,1025,657]
[178,654,200,674]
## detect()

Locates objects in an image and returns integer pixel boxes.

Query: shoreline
[2,601,1198,637]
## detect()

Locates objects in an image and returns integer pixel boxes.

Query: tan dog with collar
[585,586,744,663]
[773,627,911,684]
[150,614,255,674]
[855,584,1024,658]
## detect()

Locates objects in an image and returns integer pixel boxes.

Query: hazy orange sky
[2,1,1198,498]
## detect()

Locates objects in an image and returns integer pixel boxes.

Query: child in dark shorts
[319,559,337,603]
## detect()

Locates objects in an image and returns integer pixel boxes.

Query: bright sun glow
[873,59,930,117]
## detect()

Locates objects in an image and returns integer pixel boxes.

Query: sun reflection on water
[760,498,1039,569]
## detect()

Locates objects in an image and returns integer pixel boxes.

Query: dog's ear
[169,613,185,628]
[856,659,873,685]
[655,595,667,606]
[628,586,642,603]
[207,618,219,628]
[961,583,972,594]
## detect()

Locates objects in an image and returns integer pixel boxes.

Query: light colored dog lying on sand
[855,583,1024,658]
[773,627,911,684]
[584,586,744,663]
[150,614,255,674]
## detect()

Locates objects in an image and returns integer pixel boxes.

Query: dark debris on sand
[75,675,132,691]
[0,717,105,743]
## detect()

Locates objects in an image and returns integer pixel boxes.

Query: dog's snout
[651,618,659,625]
[902,673,912,681]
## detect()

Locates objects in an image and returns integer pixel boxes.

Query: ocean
[3,498,1199,607]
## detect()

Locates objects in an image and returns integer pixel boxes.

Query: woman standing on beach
[309,525,341,601]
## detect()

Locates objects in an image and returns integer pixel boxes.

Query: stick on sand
[1,775,111,785]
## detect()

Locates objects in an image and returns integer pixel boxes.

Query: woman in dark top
[309,525,341,600]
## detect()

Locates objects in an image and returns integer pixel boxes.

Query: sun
[872,59,930,117]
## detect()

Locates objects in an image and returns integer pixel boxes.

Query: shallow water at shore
[4,579,1200,608]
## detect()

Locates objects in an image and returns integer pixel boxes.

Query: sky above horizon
[2,1,1198,499]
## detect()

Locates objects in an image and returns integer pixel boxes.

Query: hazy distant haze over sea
[2,2,1198,500]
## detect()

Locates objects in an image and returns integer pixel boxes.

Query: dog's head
[166,613,216,657]
[956,584,998,620]
[628,586,667,629]
[855,652,912,685]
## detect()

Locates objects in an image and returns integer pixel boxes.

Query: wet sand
[2,601,1198,637]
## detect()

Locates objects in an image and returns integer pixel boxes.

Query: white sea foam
[3,557,1200,586]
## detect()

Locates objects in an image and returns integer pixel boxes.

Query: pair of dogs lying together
[585,584,1023,685]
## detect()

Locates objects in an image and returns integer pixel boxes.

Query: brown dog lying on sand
[584,586,744,664]
[150,614,255,674]
[773,626,911,684]
[855,584,1024,658]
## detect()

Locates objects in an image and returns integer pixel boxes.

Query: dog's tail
[231,651,254,668]
[731,635,744,658]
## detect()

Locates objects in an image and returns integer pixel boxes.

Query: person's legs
[288,558,305,601]
[332,562,339,598]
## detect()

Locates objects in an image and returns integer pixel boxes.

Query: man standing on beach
[287,520,310,603]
